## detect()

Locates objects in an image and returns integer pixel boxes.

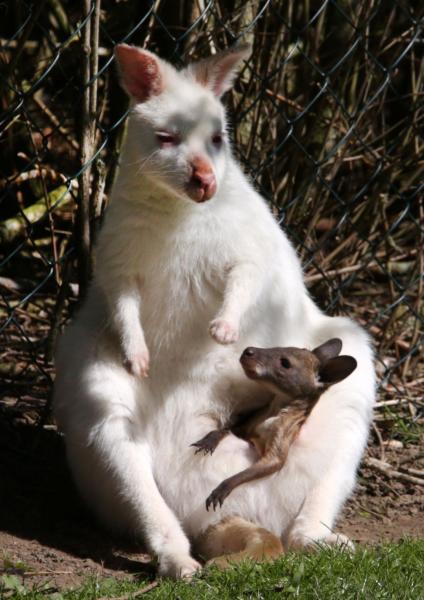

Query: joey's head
[114,44,250,203]
[240,338,357,400]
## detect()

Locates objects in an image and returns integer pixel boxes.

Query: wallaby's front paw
[123,348,150,378]
[318,533,355,552]
[209,318,239,345]
[158,554,202,579]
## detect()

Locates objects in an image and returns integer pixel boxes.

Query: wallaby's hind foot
[195,516,283,569]
[288,530,354,553]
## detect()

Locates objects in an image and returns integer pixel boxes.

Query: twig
[0,277,22,292]
[77,0,101,297]
[0,167,66,189]
[0,184,75,244]
[91,158,107,238]
[369,325,411,351]
[402,198,423,378]
[35,155,61,285]
[304,264,362,283]
[374,398,415,408]
[356,503,387,519]
[305,258,416,284]
[77,0,93,298]
[398,466,424,478]
[44,255,72,364]
[264,87,304,112]
[371,422,385,462]
[32,95,79,151]
[364,457,424,486]
[48,0,72,35]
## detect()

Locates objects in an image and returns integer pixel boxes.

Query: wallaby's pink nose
[190,170,216,201]
[187,159,217,202]
[193,170,215,190]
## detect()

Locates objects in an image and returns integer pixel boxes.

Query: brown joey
[192,338,357,510]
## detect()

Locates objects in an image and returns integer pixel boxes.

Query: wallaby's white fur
[54,45,375,578]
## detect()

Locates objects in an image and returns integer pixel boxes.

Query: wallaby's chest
[134,211,233,287]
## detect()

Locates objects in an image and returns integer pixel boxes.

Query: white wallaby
[54,44,375,578]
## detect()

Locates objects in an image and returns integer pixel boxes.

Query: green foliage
[4,540,424,600]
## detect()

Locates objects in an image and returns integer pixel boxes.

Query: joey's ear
[187,44,251,97]
[114,44,164,103]
[319,356,357,386]
[313,338,343,364]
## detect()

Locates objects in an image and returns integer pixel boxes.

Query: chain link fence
[1,0,423,443]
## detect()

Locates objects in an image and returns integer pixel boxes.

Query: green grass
[2,540,423,600]
[384,409,424,446]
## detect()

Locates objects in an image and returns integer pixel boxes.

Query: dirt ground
[0,415,423,591]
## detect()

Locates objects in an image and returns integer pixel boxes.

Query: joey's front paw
[123,348,150,378]
[191,430,226,456]
[206,481,232,511]
[209,318,239,345]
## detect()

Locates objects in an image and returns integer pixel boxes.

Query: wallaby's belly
[55,205,318,538]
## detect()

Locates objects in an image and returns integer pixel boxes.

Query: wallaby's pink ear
[187,44,251,98]
[319,356,357,385]
[114,44,164,103]
[313,338,343,364]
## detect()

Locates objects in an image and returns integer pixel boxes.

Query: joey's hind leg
[195,516,283,569]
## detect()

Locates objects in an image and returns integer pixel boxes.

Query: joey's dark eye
[212,133,223,147]
[280,357,291,369]
[156,131,180,146]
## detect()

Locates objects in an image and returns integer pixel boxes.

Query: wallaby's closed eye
[192,338,357,510]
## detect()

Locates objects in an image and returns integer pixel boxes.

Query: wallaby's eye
[212,133,223,147]
[156,131,180,147]
[280,357,291,369]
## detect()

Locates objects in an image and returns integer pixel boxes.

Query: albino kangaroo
[191,339,357,511]
[53,44,375,578]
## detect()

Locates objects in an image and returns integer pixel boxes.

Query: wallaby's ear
[319,356,357,385]
[114,44,164,103]
[313,338,343,364]
[187,44,251,98]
